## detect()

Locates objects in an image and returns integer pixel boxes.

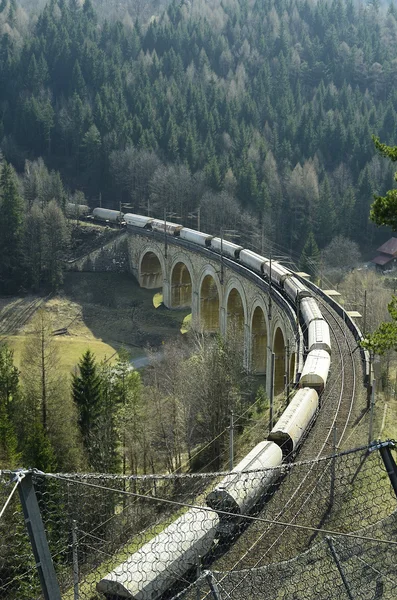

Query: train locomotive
[97,212,356,600]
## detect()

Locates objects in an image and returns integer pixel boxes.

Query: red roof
[376,238,397,256]
[372,254,394,266]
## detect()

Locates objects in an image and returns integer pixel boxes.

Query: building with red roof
[372,238,397,270]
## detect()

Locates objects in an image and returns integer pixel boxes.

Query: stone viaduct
[67,227,304,398]
[127,229,303,398]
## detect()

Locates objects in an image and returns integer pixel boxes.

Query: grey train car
[268,388,319,456]
[210,237,243,259]
[97,508,219,600]
[308,318,331,354]
[124,214,154,228]
[179,228,213,246]
[92,208,124,224]
[206,441,282,535]
[299,349,331,391]
[239,249,267,274]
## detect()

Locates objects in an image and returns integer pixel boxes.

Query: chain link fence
[1,442,397,600]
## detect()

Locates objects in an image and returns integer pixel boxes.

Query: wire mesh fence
[1,442,397,600]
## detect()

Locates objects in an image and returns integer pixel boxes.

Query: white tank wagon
[262,260,292,286]
[206,441,282,535]
[211,237,243,259]
[308,318,331,354]
[268,388,319,457]
[97,508,219,600]
[92,208,124,224]
[299,349,331,392]
[150,219,183,236]
[239,249,267,274]
[124,214,154,228]
[300,297,323,326]
[179,228,213,247]
[65,202,90,218]
[284,276,312,304]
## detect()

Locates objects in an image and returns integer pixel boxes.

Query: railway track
[210,293,363,577]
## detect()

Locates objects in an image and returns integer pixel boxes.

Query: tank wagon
[97,508,219,600]
[65,202,90,218]
[206,441,282,536]
[92,208,124,224]
[268,388,319,456]
[97,214,350,600]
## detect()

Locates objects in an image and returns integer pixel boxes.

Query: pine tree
[299,231,320,277]
[72,350,102,464]
[0,162,24,294]
[370,136,397,229]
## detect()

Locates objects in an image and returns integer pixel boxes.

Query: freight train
[96,213,363,600]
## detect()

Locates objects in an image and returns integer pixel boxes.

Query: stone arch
[224,279,248,338]
[199,267,222,332]
[273,324,286,395]
[139,247,165,289]
[251,303,268,374]
[170,258,193,308]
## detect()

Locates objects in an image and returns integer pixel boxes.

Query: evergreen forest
[0,0,396,285]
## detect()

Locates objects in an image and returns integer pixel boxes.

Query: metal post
[196,555,201,600]
[286,341,290,404]
[330,425,337,507]
[220,228,224,285]
[269,352,275,431]
[17,471,62,600]
[164,208,168,259]
[368,379,376,446]
[197,207,201,231]
[268,253,272,322]
[326,537,354,600]
[72,520,79,600]
[205,571,222,600]
[363,290,367,336]
[229,410,234,471]
[379,443,397,499]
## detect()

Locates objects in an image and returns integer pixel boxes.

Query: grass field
[0,272,189,376]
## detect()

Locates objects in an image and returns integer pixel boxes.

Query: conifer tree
[370,137,397,230]
[299,231,320,277]
[0,162,24,294]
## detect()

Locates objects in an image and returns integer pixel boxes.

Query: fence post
[229,411,234,471]
[330,425,337,507]
[72,520,79,600]
[196,555,201,600]
[378,442,397,499]
[16,470,62,600]
[269,352,275,431]
[326,537,354,600]
[204,570,222,600]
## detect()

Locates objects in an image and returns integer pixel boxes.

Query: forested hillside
[1,0,397,258]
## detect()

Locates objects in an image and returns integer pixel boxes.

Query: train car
[308,318,331,354]
[150,219,183,236]
[206,441,282,536]
[211,238,243,259]
[180,228,213,247]
[299,349,330,391]
[284,276,312,304]
[124,213,154,228]
[239,249,267,274]
[97,508,219,600]
[65,202,90,218]
[92,208,124,224]
[300,297,323,326]
[268,388,319,456]
[262,260,292,287]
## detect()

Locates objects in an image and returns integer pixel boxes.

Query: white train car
[206,441,282,535]
[211,238,243,259]
[262,260,292,286]
[180,228,213,247]
[65,202,90,218]
[284,276,312,304]
[308,319,331,354]
[150,219,183,236]
[97,508,219,600]
[300,297,323,326]
[239,249,267,274]
[124,214,154,228]
[299,349,330,391]
[268,388,319,456]
[92,208,124,224]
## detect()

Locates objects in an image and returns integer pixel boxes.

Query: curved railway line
[210,291,363,576]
